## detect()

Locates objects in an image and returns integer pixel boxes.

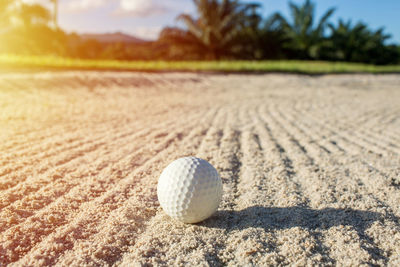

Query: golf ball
[157,157,223,223]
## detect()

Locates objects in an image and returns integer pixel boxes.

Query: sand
[0,72,399,266]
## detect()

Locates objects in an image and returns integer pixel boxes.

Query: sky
[30,0,400,43]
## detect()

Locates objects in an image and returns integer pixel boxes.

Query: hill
[80,32,147,44]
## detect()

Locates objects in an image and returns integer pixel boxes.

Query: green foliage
[3,26,67,56]
[253,0,399,64]
[0,0,59,54]
[257,13,290,59]
[323,20,400,64]
[16,3,51,27]
[271,0,335,59]
[70,40,160,60]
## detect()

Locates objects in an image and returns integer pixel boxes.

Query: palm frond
[316,7,335,35]
[177,14,203,40]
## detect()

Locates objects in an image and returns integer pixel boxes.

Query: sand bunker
[0,72,399,266]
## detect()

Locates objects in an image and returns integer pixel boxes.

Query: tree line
[1,0,399,65]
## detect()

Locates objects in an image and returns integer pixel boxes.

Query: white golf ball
[157,157,223,223]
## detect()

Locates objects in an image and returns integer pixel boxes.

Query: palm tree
[273,0,335,59]
[328,20,398,64]
[327,20,368,62]
[256,12,289,59]
[159,0,261,60]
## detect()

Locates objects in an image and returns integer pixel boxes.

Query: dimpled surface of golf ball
[157,157,223,223]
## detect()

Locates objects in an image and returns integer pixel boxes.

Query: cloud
[67,0,108,11]
[115,0,168,17]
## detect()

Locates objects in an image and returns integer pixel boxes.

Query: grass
[1,54,400,74]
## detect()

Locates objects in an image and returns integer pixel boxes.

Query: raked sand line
[268,104,394,265]
[286,102,400,217]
